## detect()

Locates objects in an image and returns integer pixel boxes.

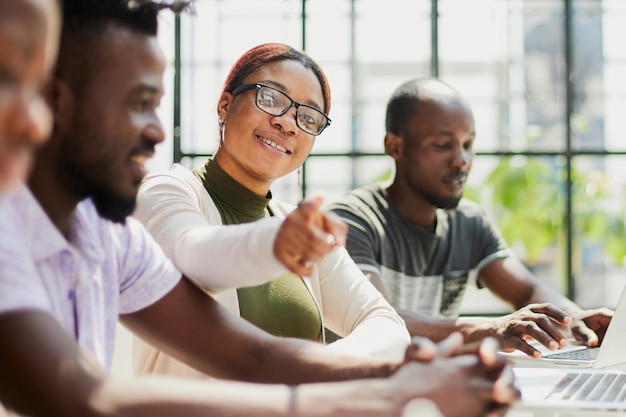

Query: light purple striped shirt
[0,186,181,368]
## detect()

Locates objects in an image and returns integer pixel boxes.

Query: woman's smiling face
[214,59,325,196]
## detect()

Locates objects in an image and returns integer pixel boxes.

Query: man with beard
[328,77,612,359]
[0,2,519,417]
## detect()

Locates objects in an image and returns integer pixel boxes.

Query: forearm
[326,318,409,362]
[174,219,286,292]
[50,374,423,417]
[0,311,400,417]
[396,307,498,345]
[319,251,410,361]
[292,379,407,417]
[86,377,291,417]
[135,175,286,293]
[253,337,400,384]
[103,377,408,417]
[397,307,461,342]
[527,284,585,316]
[481,257,582,315]
[454,316,504,343]
[122,279,400,384]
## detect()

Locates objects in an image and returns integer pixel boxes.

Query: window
[154,0,626,312]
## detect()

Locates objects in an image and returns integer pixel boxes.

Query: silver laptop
[508,284,626,369]
[515,367,626,411]
[513,286,626,411]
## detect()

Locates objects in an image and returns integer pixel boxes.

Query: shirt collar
[18,187,104,263]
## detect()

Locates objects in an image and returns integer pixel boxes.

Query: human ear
[384,133,404,160]
[41,78,73,138]
[217,92,234,123]
[42,79,72,115]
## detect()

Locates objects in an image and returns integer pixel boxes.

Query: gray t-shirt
[328,184,511,318]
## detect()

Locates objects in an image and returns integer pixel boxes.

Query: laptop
[507,284,626,369]
[512,285,626,411]
[515,367,626,411]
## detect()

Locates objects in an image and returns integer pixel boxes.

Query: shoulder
[327,184,388,214]
[0,187,35,252]
[326,185,392,237]
[141,164,202,192]
[449,198,491,220]
[0,186,56,250]
[445,199,501,234]
[0,185,40,225]
[0,188,24,226]
[137,163,216,215]
[76,199,153,251]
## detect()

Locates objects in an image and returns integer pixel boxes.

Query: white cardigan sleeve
[317,246,410,361]
[133,166,287,293]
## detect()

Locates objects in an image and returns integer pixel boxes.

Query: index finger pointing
[320,211,347,247]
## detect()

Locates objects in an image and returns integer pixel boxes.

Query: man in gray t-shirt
[330,184,510,318]
[328,77,612,358]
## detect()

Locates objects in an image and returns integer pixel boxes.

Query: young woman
[133,43,410,377]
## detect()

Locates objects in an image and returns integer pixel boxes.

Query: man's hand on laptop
[569,307,614,347]
[467,303,576,358]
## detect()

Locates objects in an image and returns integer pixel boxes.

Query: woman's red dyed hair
[221,43,331,115]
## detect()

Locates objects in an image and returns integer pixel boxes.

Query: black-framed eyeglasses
[127,0,196,15]
[232,83,331,136]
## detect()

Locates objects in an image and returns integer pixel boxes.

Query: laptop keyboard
[546,372,626,403]
[543,347,600,361]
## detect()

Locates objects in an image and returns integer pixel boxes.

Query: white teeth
[260,137,288,153]
[131,155,147,164]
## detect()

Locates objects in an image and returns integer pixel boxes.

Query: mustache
[130,143,156,159]
[444,171,468,182]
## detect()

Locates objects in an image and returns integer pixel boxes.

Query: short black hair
[56,0,189,93]
[61,0,165,38]
[385,77,457,136]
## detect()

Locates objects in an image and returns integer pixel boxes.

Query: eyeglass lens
[256,86,327,135]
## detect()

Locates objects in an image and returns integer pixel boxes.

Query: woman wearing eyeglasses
[132,43,410,378]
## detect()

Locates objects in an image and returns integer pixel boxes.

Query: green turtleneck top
[194,159,322,341]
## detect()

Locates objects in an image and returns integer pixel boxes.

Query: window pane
[354,0,431,153]
[462,155,567,312]
[440,0,567,152]
[571,1,604,151]
[305,155,392,205]
[600,0,626,152]
[574,156,626,309]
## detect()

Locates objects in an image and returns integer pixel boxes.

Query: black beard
[91,184,136,224]
[57,155,136,224]
[424,192,462,210]
[56,127,137,224]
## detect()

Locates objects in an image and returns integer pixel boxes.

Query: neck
[386,181,437,230]
[28,156,80,238]
[212,151,272,197]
